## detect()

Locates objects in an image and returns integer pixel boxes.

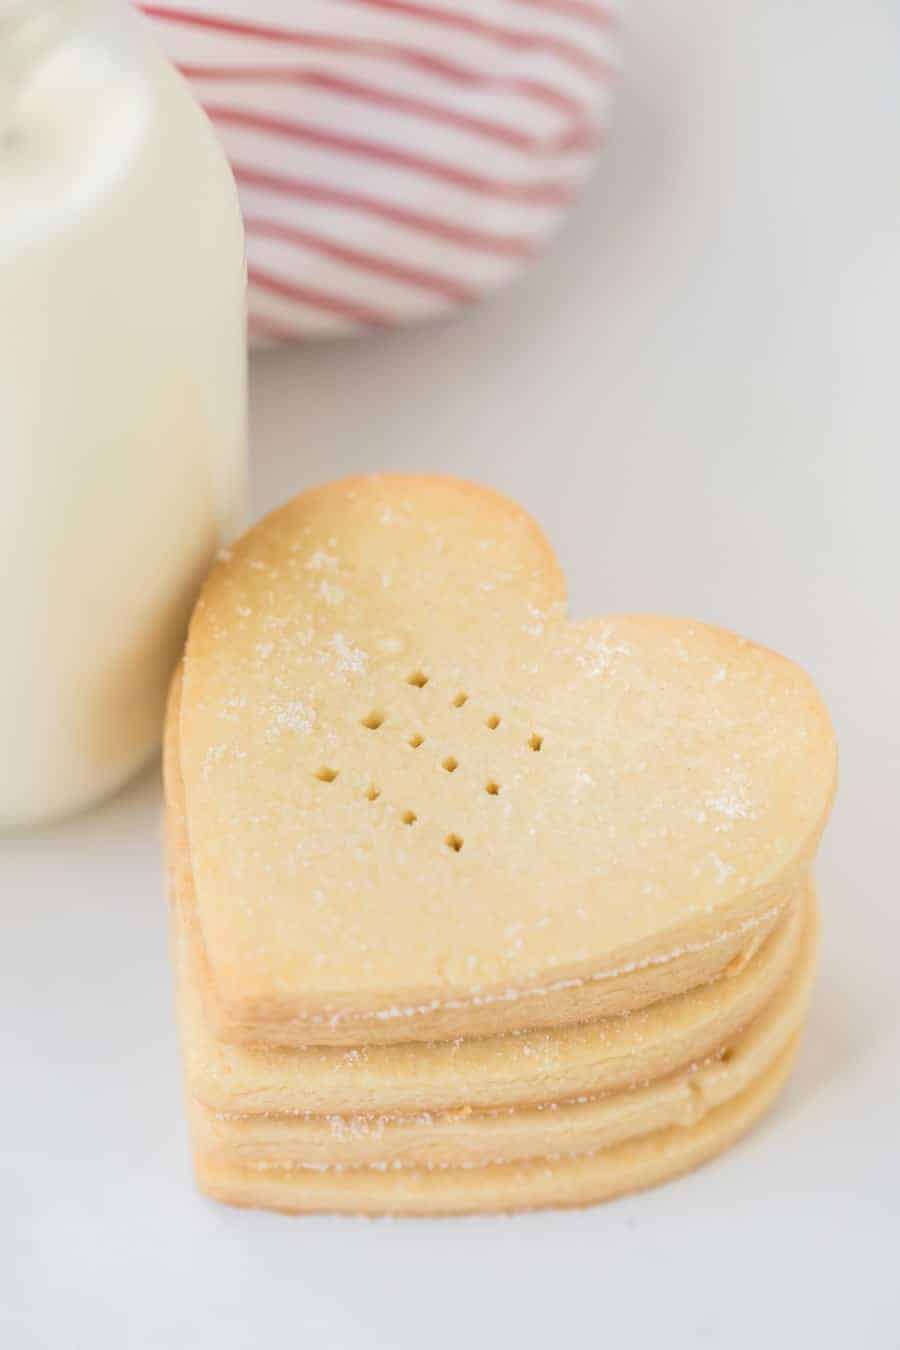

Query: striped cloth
[141,1,620,340]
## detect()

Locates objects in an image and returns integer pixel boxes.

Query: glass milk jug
[0,0,247,826]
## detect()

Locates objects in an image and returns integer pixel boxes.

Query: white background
[4,1,899,1345]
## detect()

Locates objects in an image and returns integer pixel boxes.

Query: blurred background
[3,0,899,1346]
[144,0,622,338]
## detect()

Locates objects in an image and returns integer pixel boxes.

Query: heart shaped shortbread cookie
[175,476,836,1047]
[191,904,815,1170]
[195,1045,801,1216]
[166,695,810,1113]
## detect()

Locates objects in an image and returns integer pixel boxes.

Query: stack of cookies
[164,476,836,1216]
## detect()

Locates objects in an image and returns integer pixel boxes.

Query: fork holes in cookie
[402,810,417,826]
[528,733,543,752]
[365,785,381,802]
[445,833,464,853]
[409,733,425,749]
[361,710,385,731]
[442,756,459,774]
[408,671,429,688]
[485,780,501,796]
[453,692,468,708]
[315,766,339,783]
[486,715,501,730]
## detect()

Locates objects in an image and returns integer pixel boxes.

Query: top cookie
[176,475,836,1046]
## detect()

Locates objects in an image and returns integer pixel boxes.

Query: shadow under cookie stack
[164,476,836,1217]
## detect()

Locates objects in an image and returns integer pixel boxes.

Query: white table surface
[4,1,899,1345]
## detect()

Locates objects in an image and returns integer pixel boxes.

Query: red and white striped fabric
[141,0,621,340]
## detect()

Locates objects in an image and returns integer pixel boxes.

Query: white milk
[0,1,247,826]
